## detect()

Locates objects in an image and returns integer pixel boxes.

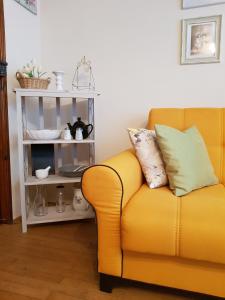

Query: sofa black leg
[99,273,114,293]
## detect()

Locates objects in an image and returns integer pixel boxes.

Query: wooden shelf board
[14,88,100,98]
[25,175,81,186]
[27,205,95,225]
[23,139,95,144]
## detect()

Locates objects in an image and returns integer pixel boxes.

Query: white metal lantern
[72,56,95,90]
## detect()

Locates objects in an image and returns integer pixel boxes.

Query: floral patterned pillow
[128,128,168,188]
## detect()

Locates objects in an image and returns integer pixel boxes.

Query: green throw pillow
[155,125,218,196]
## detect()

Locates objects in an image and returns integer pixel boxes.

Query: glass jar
[56,185,65,213]
[33,186,48,216]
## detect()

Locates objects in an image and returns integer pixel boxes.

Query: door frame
[0,0,13,223]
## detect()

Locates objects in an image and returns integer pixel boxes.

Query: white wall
[5,0,225,218]
[4,0,41,218]
[40,0,225,163]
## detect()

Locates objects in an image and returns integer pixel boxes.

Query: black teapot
[67,117,93,139]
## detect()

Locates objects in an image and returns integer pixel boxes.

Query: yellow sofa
[82,108,225,298]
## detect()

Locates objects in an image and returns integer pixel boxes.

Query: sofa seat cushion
[122,184,179,256]
[122,183,225,265]
[179,184,225,264]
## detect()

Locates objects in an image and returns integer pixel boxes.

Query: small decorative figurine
[75,128,83,141]
[72,188,89,211]
[72,56,95,90]
[63,127,72,140]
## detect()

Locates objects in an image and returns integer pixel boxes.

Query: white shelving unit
[15,88,99,232]
[23,139,95,144]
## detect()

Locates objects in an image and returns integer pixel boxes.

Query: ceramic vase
[52,71,64,91]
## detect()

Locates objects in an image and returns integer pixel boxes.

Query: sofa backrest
[147,108,225,184]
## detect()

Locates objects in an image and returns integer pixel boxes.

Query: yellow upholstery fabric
[179,184,225,264]
[223,112,225,185]
[148,108,185,131]
[82,108,225,298]
[122,184,179,256]
[148,108,225,182]
[122,183,225,265]
[123,252,225,298]
[82,149,143,276]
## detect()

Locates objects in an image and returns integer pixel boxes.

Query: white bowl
[27,129,61,140]
[35,166,51,179]
[35,169,49,180]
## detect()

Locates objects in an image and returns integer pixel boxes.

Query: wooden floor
[0,220,219,300]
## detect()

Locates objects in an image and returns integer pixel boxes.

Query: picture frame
[181,15,222,64]
[183,0,225,9]
[14,0,37,15]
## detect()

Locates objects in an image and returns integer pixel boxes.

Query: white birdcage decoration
[72,56,95,90]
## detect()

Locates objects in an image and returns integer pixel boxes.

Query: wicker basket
[16,72,51,89]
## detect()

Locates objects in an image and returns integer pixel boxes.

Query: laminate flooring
[0,220,219,300]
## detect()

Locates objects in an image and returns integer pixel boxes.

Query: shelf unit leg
[73,144,78,165]
[57,144,62,169]
[39,97,44,129]
[21,181,27,233]
[55,97,62,171]
[89,143,95,165]
[72,98,78,165]
[22,205,27,233]
[72,98,77,123]
[56,97,61,129]
[17,94,27,233]
[88,98,94,140]
[88,98,95,164]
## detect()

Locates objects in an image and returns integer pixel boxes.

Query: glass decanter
[56,185,65,213]
[33,186,48,216]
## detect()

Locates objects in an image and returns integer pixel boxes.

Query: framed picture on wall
[181,15,222,64]
[183,0,225,9]
[14,0,37,15]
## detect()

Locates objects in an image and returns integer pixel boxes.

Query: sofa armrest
[81,149,143,276]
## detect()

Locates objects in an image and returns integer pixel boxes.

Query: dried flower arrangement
[16,59,51,89]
